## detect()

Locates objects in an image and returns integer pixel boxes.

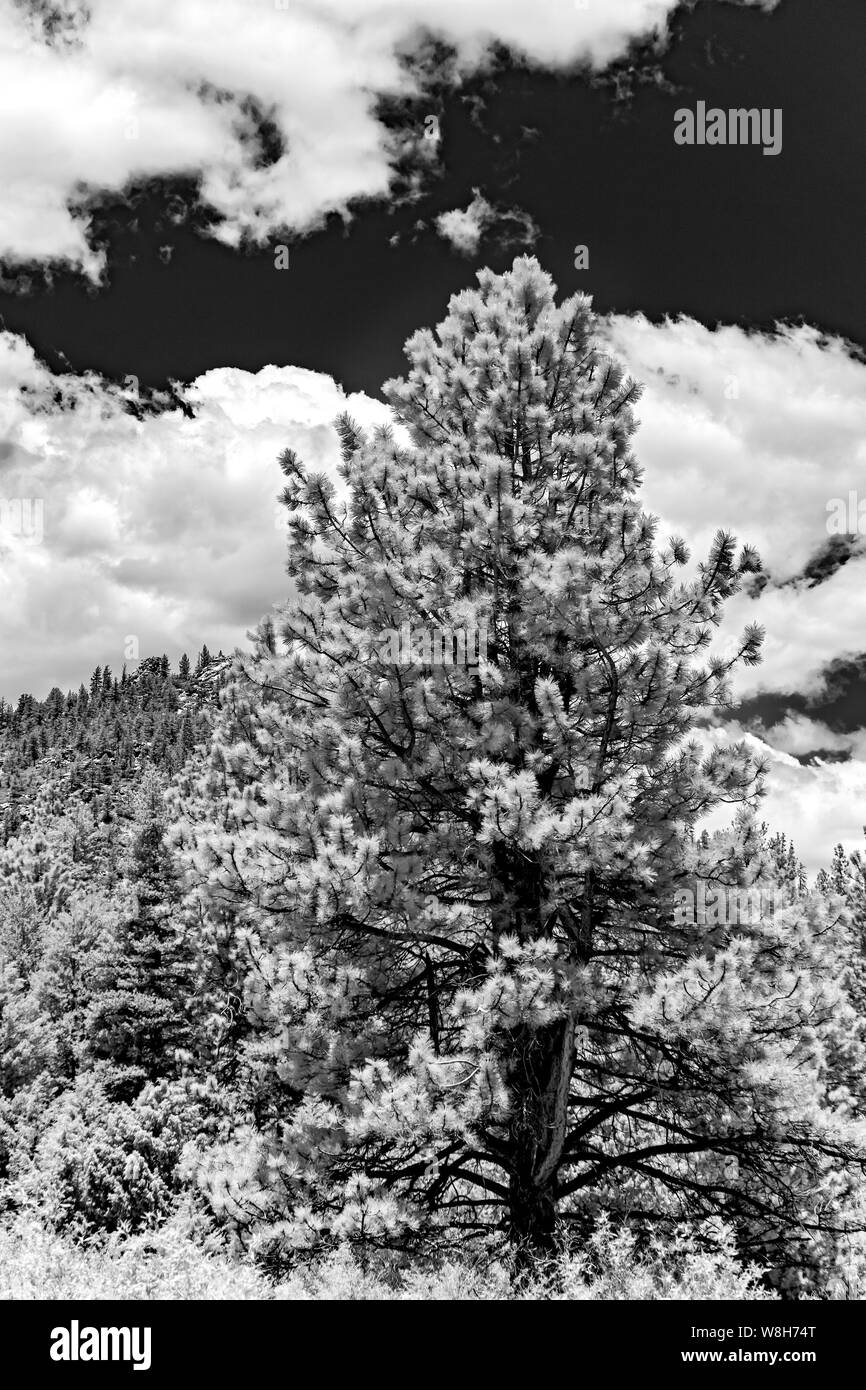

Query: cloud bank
[0,332,389,699]
[604,313,866,701]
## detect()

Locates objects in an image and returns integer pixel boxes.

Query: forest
[1,259,865,1301]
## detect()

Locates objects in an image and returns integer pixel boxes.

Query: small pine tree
[178,714,195,758]
[830,843,851,896]
[87,770,193,1095]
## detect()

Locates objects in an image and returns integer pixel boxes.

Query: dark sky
[1,0,864,400]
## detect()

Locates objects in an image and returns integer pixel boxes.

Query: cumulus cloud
[0,0,774,272]
[434,190,537,256]
[596,307,866,870]
[435,193,493,256]
[758,714,860,759]
[0,332,389,701]
[604,314,866,700]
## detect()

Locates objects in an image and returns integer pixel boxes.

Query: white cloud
[759,751,866,876]
[604,314,866,699]
[759,714,860,759]
[435,190,537,256]
[0,0,774,272]
[0,332,389,701]
[696,722,866,876]
[435,193,493,255]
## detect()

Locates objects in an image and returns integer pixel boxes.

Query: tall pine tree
[176,258,865,1269]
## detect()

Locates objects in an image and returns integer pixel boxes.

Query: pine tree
[830,842,851,896]
[45,688,65,720]
[178,653,191,681]
[88,770,192,1095]
[30,892,121,1082]
[177,713,195,759]
[766,830,807,897]
[176,259,866,1269]
[815,836,866,1098]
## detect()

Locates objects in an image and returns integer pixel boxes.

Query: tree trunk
[505,1011,576,1264]
[489,847,581,1262]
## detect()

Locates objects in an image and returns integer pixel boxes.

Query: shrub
[25,1071,200,1234]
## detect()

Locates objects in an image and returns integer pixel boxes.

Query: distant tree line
[0,649,226,845]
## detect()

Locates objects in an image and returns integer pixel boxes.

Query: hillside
[0,648,231,846]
